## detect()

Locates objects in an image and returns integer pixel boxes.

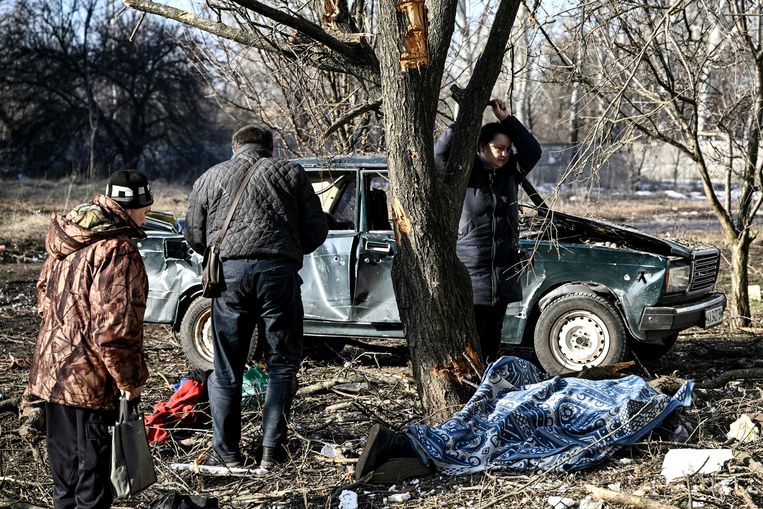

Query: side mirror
[164,238,191,260]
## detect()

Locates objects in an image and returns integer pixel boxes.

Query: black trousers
[474,303,509,364]
[46,402,117,509]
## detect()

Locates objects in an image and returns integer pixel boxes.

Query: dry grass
[0,178,190,253]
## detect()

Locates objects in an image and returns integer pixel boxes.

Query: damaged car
[138,156,726,374]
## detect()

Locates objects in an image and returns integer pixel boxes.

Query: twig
[586,484,681,509]
[312,455,357,464]
[0,476,42,487]
[734,483,760,509]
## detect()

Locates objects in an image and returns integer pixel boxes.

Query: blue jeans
[208,258,304,461]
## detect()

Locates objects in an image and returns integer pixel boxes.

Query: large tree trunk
[376,3,483,421]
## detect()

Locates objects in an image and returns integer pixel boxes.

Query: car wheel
[632,333,678,362]
[534,293,629,374]
[179,297,258,371]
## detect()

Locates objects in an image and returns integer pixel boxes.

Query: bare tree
[542,0,762,327]
[123,0,525,416]
[0,0,227,179]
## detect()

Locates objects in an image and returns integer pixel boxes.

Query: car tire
[179,297,258,371]
[534,293,629,374]
[632,333,678,363]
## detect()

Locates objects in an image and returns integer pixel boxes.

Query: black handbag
[110,397,157,498]
[200,159,263,299]
[201,244,224,298]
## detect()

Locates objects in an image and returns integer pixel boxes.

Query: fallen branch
[297,378,347,397]
[312,455,357,464]
[0,476,41,487]
[0,500,47,509]
[586,484,681,509]
[325,401,353,413]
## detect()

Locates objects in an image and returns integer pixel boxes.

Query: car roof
[293,155,387,170]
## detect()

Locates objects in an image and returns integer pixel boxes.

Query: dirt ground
[1,188,763,508]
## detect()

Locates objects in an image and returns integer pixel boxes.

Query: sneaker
[355,424,433,482]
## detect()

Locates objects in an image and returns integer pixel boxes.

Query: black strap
[214,158,264,247]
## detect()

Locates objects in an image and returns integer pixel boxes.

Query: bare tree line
[0,0,231,180]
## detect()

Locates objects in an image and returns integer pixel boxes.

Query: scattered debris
[385,492,411,503]
[578,496,605,509]
[338,489,358,509]
[660,449,734,482]
[547,495,575,508]
[726,414,760,443]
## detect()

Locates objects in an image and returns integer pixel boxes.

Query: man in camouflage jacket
[27,170,153,508]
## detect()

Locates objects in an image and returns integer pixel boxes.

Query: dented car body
[139,156,726,374]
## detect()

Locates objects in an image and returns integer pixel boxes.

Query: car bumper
[639,292,726,331]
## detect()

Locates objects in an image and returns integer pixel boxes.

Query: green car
[138,156,726,374]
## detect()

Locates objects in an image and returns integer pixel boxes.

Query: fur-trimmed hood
[45,194,146,260]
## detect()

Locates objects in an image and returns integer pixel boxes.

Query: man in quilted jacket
[26,169,152,508]
[185,124,328,469]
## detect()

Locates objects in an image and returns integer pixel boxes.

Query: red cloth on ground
[145,379,205,444]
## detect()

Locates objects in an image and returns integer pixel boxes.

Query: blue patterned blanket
[405,356,693,475]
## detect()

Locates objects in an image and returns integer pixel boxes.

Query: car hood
[532,208,695,258]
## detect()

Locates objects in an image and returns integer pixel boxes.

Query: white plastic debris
[320,443,344,458]
[386,492,411,503]
[660,449,734,481]
[606,482,621,491]
[338,490,358,509]
[547,496,575,508]
[726,414,760,443]
[579,497,604,509]
[714,479,733,496]
[618,458,633,465]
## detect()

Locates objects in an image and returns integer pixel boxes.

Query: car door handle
[365,240,393,255]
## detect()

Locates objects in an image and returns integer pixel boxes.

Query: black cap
[106,170,154,209]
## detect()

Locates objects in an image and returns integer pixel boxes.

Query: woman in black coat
[434,100,542,363]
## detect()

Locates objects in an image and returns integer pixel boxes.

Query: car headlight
[665,264,691,293]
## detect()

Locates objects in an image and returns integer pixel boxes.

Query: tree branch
[123,0,378,81]
[444,0,524,188]
[230,0,376,67]
[124,0,277,51]
[320,99,381,141]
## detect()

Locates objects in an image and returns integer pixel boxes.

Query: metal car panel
[136,236,202,323]
[301,233,355,321]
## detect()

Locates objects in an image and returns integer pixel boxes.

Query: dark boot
[355,424,434,483]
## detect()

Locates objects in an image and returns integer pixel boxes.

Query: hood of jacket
[46,194,146,260]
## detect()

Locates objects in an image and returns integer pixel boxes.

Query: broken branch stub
[396,0,429,71]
